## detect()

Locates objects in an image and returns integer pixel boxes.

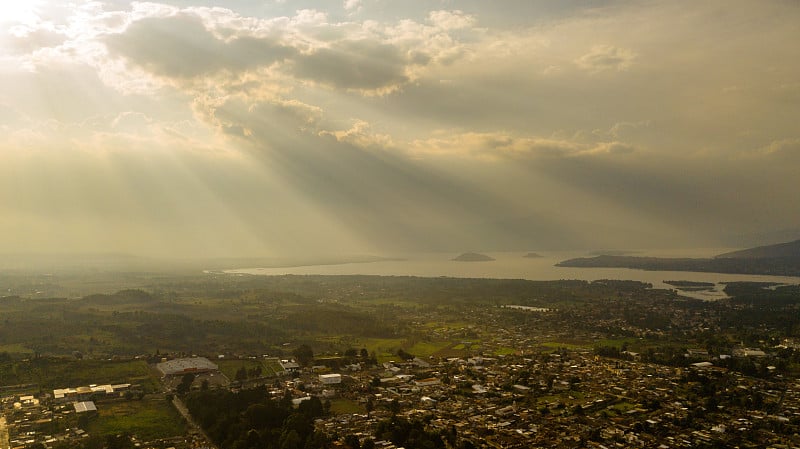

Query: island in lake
[523,252,543,258]
[453,252,495,262]
[557,239,800,276]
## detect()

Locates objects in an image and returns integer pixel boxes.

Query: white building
[319,373,342,385]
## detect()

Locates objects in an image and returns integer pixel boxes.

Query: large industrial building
[156,357,219,377]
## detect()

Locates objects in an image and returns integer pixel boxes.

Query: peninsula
[557,239,800,276]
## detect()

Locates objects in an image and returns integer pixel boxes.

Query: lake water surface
[225,249,800,300]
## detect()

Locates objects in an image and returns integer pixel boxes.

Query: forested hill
[715,239,800,259]
[557,240,800,276]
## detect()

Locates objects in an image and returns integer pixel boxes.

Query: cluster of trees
[373,416,459,449]
[184,386,329,449]
[235,365,264,381]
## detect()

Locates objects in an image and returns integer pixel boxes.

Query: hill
[557,240,800,277]
[715,239,800,259]
[453,252,495,262]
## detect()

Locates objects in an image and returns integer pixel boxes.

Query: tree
[389,399,400,416]
[294,344,314,367]
[344,434,361,449]
[249,365,263,378]
[279,429,301,449]
[397,349,414,360]
[299,396,324,419]
[176,373,195,395]
[236,366,249,382]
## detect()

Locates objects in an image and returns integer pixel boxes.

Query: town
[1,275,799,448]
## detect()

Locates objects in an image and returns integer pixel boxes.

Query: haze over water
[227,249,800,300]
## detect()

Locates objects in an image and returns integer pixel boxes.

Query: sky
[0,0,798,258]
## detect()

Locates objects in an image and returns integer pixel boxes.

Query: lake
[225,249,800,300]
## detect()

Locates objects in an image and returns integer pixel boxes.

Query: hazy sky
[0,1,798,258]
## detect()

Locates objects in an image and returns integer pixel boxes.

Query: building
[319,374,342,385]
[73,401,97,414]
[156,357,219,377]
[280,360,300,374]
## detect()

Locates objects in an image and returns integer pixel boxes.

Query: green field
[216,359,264,380]
[493,347,518,356]
[215,358,289,379]
[355,338,406,363]
[407,340,451,358]
[540,341,591,351]
[328,398,364,415]
[0,343,34,355]
[0,359,158,391]
[596,337,642,348]
[87,396,186,441]
[262,358,285,376]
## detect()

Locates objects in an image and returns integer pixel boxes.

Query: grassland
[216,359,263,380]
[0,359,158,391]
[328,398,364,415]
[539,341,591,351]
[493,347,518,356]
[0,344,33,355]
[406,340,451,358]
[86,396,186,441]
[355,337,406,363]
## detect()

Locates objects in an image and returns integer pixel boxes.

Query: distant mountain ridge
[557,239,800,277]
[715,239,800,259]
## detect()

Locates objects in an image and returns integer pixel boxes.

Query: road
[171,396,218,449]
[0,417,9,449]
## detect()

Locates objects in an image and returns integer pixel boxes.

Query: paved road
[171,396,218,449]
[0,417,10,449]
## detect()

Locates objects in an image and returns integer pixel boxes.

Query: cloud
[2,1,800,256]
[4,26,67,53]
[575,45,636,72]
[319,120,393,150]
[428,10,476,30]
[758,138,800,159]
[343,0,362,11]
[292,39,419,92]
[408,131,635,160]
[104,13,295,78]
